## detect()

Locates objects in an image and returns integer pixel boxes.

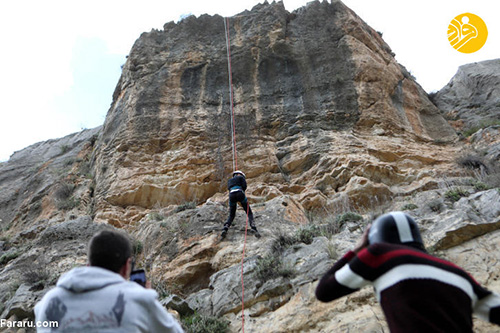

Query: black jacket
[227,175,247,191]
[316,243,500,332]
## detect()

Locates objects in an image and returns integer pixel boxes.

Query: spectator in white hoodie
[35,229,183,333]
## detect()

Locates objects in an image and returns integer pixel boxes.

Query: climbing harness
[224,16,249,333]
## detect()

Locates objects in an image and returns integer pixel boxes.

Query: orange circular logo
[448,13,488,53]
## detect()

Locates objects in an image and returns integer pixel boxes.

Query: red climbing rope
[240,204,250,333]
[224,16,247,333]
[224,16,238,172]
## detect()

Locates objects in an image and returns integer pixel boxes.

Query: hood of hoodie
[57,266,125,293]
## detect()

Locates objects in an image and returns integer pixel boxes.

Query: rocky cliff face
[1,1,499,332]
[433,59,500,132]
[92,0,456,226]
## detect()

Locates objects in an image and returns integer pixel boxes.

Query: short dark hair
[88,230,132,273]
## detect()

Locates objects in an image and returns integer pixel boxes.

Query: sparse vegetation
[53,181,80,210]
[59,144,70,154]
[175,201,197,213]
[468,179,489,191]
[64,158,75,167]
[133,240,144,256]
[56,197,80,210]
[456,153,488,172]
[270,232,299,254]
[8,279,22,298]
[325,240,337,259]
[462,119,500,137]
[20,256,53,290]
[272,211,363,254]
[295,224,322,245]
[182,312,230,333]
[335,212,363,224]
[484,165,500,189]
[78,160,93,178]
[0,250,21,265]
[255,254,295,281]
[402,203,418,211]
[148,211,165,221]
[258,213,360,281]
[54,182,75,200]
[149,276,171,300]
[456,150,500,191]
[0,235,11,244]
[428,199,443,213]
[445,188,468,202]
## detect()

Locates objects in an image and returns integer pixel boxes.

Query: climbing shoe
[250,227,261,238]
[220,228,228,240]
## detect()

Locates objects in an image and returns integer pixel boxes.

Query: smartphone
[130,269,146,287]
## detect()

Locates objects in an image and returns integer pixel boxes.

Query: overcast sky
[0,0,498,161]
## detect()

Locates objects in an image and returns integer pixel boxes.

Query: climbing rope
[223,16,238,172]
[240,204,250,333]
[224,16,247,333]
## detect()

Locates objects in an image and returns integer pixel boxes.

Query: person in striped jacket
[316,211,500,332]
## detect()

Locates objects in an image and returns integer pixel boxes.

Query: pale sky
[0,0,498,161]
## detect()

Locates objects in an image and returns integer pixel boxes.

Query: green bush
[59,145,70,154]
[335,212,363,223]
[401,203,418,211]
[273,213,362,252]
[295,224,322,245]
[462,120,500,137]
[148,212,165,221]
[175,201,197,213]
[445,188,468,202]
[0,250,20,265]
[270,232,298,254]
[182,312,230,333]
[255,254,295,281]
[469,180,489,191]
[133,240,144,256]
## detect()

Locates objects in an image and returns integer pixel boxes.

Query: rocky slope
[1,1,500,332]
[433,58,500,133]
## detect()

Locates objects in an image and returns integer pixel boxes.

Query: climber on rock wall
[221,170,261,240]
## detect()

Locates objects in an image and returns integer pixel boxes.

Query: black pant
[224,191,255,229]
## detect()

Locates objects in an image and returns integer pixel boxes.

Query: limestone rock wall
[92,0,456,225]
[0,128,100,233]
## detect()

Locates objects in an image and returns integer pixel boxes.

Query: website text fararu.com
[1,319,58,329]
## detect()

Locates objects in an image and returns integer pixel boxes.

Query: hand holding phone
[130,269,147,287]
